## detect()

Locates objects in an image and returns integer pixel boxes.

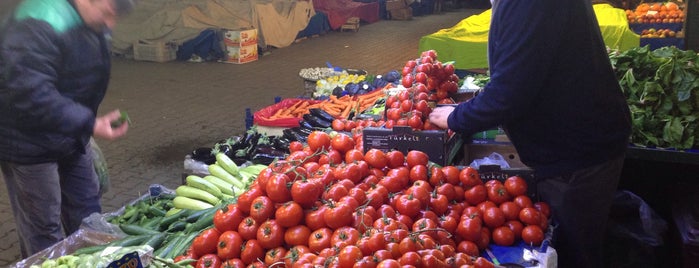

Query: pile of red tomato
[177,130,550,268]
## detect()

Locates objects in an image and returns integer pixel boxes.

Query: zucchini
[186,175,223,199]
[175,185,221,206]
[215,152,240,177]
[203,175,235,196]
[173,196,214,210]
[208,164,245,189]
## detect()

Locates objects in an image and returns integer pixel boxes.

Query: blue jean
[0,144,101,258]
[536,156,625,268]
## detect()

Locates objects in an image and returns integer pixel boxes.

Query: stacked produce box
[221,28,258,64]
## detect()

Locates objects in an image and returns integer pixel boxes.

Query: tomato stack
[178,130,550,268]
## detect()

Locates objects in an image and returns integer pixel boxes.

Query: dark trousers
[536,156,625,268]
[0,144,101,258]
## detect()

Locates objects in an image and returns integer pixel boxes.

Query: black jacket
[0,0,111,164]
[448,0,631,177]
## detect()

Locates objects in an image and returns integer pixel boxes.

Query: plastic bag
[90,138,110,195]
[604,190,668,267]
[469,152,511,169]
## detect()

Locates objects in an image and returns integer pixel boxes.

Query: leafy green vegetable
[609,45,699,149]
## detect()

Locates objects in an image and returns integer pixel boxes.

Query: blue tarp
[176,29,225,61]
[296,12,331,39]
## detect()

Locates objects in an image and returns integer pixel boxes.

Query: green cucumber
[119,224,161,235]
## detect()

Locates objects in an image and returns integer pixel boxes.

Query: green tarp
[419,4,640,70]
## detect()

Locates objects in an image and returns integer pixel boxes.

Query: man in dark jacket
[0,0,134,257]
[429,0,631,267]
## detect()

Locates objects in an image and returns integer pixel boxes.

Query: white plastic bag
[469,152,510,169]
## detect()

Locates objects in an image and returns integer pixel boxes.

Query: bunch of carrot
[264,87,388,121]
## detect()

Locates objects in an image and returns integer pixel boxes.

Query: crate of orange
[626,2,684,24]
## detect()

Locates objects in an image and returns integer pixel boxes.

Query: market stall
[418,4,640,70]
[110,0,315,57]
[13,51,561,268]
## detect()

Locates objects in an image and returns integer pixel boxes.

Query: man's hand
[428,106,455,130]
[93,109,128,140]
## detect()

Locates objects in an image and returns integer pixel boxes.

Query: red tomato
[240,239,265,265]
[344,149,364,164]
[412,218,439,239]
[405,150,429,168]
[456,217,482,242]
[307,131,331,153]
[332,119,346,132]
[395,194,421,219]
[376,259,401,268]
[534,201,552,219]
[289,141,305,152]
[236,185,264,214]
[264,247,287,267]
[521,225,545,245]
[249,195,274,222]
[217,230,243,260]
[459,167,482,188]
[332,133,356,154]
[473,257,495,268]
[213,204,245,233]
[275,201,304,227]
[519,207,542,226]
[364,149,388,169]
[491,226,515,246]
[324,201,353,229]
[513,195,534,208]
[463,185,487,206]
[221,258,245,268]
[195,253,221,268]
[428,193,449,216]
[284,225,312,247]
[291,179,322,209]
[331,226,361,249]
[438,215,458,234]
[499,201,523,221]
[304,206,327,231]
[192,228,221,257]
[338,245,364,268]
[456,240,480,257]
[385,150,405,168]
[308,228,332,254]
[265,173,292,203]
[237,217,259,241]
[504,175,528,197]
[482,206,506,229]
[505,220,524,241]
[256,220,285,249]
[487,183,511,205]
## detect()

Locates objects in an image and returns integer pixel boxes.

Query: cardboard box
[363,126,462,166]
[389,7,413,20]
[463,141,527,168]
[223,28,258,46]
[386,0,408,10]
[222,44,258,64]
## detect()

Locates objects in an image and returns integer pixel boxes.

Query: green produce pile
[609,46,699,150]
